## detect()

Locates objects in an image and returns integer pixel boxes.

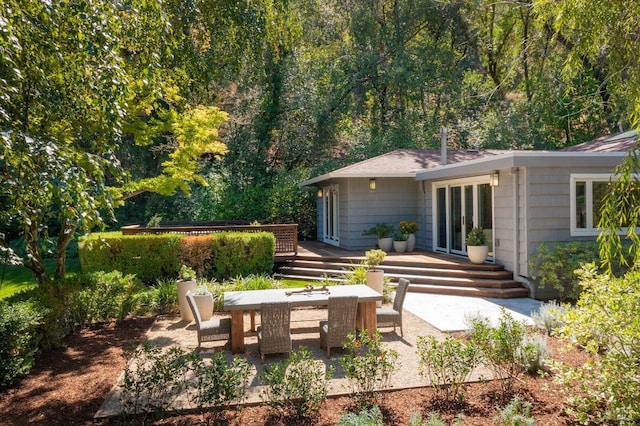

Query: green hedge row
[79,231,275,282]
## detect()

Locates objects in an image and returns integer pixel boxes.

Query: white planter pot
[377,237,393,252]
[366,269,384,307]
[176,279,196,321]
[393,240,408,253]
[194,294,214,321]
[406,233,416,252]
[467,245,489,264]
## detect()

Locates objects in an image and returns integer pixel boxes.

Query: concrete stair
[275,255,529,299]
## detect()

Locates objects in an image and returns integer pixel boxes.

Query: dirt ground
[0,315,584,425]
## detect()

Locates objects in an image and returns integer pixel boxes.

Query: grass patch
[0,258,81,299]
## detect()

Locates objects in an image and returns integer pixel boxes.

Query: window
[570,174,628,236]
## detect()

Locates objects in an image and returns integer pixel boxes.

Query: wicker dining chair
[257,301,292,362]
[376,278,410,337]
[319,296,359,357]
[185,290,231,347]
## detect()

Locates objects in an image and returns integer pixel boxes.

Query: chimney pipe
[440,127,448,165]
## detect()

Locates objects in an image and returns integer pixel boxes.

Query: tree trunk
[54,224,77,280]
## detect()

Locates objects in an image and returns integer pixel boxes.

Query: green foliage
[210,232,275,279]
[133,278,178,316]
[0,300,46,389]
[408,412,466,426]
[528,241,601,302]
[416,335,479,403]
[79,232,181,284]
[337,405,383,426]
[340,331,399,408]
[515,333,550,374]
[530,301,567,336]
[260,346,334,419]
[554,266,640,425]
[465,227,487,246]
[190,351,251,415]
[119,343,192,416]
[399,221,418,235]
[347,263,369,285]
[493,395,535,426]
[178,265,197,281]
[178,235,214,279]
[467,309,534,395]
[365,249,386,269]
[210,275,281,311]
[362,224,394,239]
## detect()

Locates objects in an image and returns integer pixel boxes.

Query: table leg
[358,301,377,338]
[250,309,256,332]
[230,310,245,353]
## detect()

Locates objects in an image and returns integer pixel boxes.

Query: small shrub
[210,231,275,279]
[260,346,334,419]
[340,331,399,407]
[493,395,535,426]
[409,412,466,426]
[530,300,567,336]
[347,263,368,285]
[515,333,550,374]
[416,335,479,403]
[0,299,46,389]
[133,278,178,316]
[337,405,383,426]
[178,235,214,279]
[467,309,530,395]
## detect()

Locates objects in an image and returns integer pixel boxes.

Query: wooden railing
[121,223,298,261]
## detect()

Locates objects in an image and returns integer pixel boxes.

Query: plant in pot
[364,249,386,306]
[362,223,394,252]
[393,232,408,253]
[465,227,489,264]
[399,221,418,252]
[193,283,214,321]
[177,265,197,321]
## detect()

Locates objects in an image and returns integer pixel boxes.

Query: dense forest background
[2,0,639,281]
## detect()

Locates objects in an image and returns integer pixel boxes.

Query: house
[299,130,638,297]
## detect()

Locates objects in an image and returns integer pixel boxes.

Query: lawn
[0,258,81,299]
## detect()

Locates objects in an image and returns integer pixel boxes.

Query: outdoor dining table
[223,284,383,353]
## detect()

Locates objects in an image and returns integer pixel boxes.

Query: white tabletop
[223,284,382,311]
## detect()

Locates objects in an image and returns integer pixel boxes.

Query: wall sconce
[317,188,323,198]
[490,171,499,187]
[369,178,377,190]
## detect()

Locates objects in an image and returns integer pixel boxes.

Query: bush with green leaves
[554,265,640,425]
[340,331,399,407]
[515,333,550,374]
[210,231,275,279]
[467,309,534,395]
[190,351,251,417]
[211,274,280,311]
[119,342,193,416]
[530,300,567,336]
[493,395,535,426]
[0,299,46,389]
[528,241,600,302]
[347,263,368,285]
[259,346,334,419]
[133,278,178,316]
[416,334,479,403]
[408,412,466,426]
[337,405,383,426]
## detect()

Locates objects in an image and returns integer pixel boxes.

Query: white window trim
[570,173,620,236]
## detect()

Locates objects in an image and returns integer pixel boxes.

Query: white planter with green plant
[362,223,394,252]
[393,232,408,253]
[176,265,197,321]
[466,227,489,264]
[364,249,386,307]
[399,221,418,252]
[193,284,214,321]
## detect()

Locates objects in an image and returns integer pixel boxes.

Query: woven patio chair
[185,290,231,347]
[376,278,409,337]
[257,301,292,362]
[319,296,358,357]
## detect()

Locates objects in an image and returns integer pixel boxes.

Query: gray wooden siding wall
[345,177,419,250]
[419,181,432,250]
[493,168,516,271]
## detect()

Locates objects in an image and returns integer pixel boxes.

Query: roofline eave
[299,172,416,187]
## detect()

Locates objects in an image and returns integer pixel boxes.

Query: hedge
[79,231,275,282]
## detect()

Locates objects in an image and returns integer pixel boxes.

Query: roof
[300,130,638,187]
[299,148,508,186]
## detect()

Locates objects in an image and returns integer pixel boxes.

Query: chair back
[393,278,410,313]
[327,296,358,336]
[260,301,291,339]
[185,291,202,325]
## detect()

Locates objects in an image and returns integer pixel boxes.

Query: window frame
[570,173,625,236]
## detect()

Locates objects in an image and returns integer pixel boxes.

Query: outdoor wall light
[369,178,377,190]
[317,188,323,198]
[490,171,500,187]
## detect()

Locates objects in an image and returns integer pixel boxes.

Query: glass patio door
[322,184,339,246]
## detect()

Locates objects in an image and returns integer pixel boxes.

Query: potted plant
[364,249,386,306]
[465,227,489,264]
[393,232,408,253]
[399,220,418,252]
[193,284,214,321]
[176,265,197,321]
[362,223,394,252]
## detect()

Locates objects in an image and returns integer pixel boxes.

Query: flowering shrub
[399,221,418,234]
[340,331,399,407]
